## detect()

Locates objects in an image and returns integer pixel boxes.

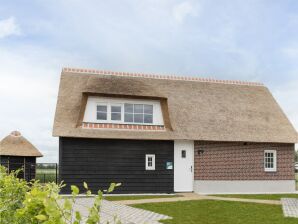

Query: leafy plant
[0,166,28,223]
[0,165,121,224]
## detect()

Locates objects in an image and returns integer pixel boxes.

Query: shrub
[0,166,28,223]
[0,166,121,224]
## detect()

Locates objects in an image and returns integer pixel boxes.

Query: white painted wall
[194,180,296,194]
[83,96,164,125]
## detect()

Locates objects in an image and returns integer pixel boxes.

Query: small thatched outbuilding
[0,131,43,180]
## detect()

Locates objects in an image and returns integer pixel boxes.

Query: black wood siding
[59,138,174,194]
[0,156,36,181]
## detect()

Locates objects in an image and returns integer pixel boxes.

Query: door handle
[191,165,192,172]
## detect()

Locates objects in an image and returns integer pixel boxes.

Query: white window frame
[96,103,108,121]
[145,154,155,170]
[110,103,123,123]
[96,102,154,125]
[264,150,277,172]
[124,103,154,124]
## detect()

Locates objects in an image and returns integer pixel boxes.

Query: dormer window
[84,96,164,126]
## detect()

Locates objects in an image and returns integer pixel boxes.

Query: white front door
[174,140,194,192]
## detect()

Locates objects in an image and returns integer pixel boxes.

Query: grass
[35,168,58,183]
[104,195,181,201]
[134,200,298,224]
[36,169,57,174]
[211,194,298,200]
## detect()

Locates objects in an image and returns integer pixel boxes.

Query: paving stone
[281,198,298,218]
[70,198,172,224]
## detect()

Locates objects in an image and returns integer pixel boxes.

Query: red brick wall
[194,141,295,180]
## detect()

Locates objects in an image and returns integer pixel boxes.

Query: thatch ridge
[62,67,264,86]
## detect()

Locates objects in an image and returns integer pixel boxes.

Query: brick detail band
[63,67,263,86]
[82,122,165,131]
[194,141,295,181]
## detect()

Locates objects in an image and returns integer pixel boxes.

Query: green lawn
[35,169,58,183]
[134,200,298,224]
[104,195,181,201]
[211,194,298,201]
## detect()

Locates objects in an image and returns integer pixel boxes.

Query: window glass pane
[111,113,121,121]
[146,154,155,170]
[124,113,133,122]
[124,104,133,113]
[264,150,276,170]
[134,114,144,123]
[134,104,143,113]
[97,112,107,120]
[144,114,153,123]
[111,105,121,113]
[123,103,154,124]
[97,105,107,112]
[144,105,153,114]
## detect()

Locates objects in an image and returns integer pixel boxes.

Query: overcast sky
[0,0,298,162]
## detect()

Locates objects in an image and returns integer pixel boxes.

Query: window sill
[264,169,277,172]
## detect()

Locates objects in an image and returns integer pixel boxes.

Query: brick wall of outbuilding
[194,141,295,180]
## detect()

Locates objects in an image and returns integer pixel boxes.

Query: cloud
[0,44,81,163]
[0,17,21,38]
[282,46,298,58]
[172,1,199,24]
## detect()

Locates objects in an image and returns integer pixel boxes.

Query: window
[264,150,277,172]
[124,103,153,124]
[124,103,133,122]
[146,154,155,170]
[111,105,122,121]
[97,105,107,120]
[93,100,158,125]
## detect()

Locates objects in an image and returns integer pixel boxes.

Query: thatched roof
[0,131,43,157]
[53,67,297,143]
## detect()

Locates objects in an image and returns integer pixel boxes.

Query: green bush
[0,166,121,224]
[0,166,29,223]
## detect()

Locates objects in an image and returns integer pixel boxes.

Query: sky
[0,0,298,162]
